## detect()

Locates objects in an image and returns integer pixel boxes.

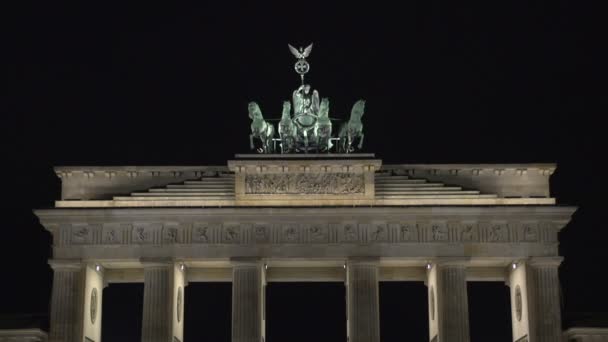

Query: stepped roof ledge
[51,159,559,208]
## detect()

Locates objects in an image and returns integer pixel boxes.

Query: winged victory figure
[288,44,313,60]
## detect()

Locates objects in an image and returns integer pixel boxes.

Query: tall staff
[288,43,313,85]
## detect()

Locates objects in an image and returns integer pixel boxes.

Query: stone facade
[0,329,47,342]
[34,156,579,342]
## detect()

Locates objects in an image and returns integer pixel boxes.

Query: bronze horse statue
[248,102,275,153]
[314,98,332,152]
[338,100,365,153]
[278,101,296,153]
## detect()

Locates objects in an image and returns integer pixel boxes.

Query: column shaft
[347,260,380,342]
[141,265,172,342]
[437,265,470,342]
[232,262,264,342]
[49,265,84,342]
[528,260,562,342]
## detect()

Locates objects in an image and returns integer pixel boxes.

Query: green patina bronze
[248,44,366,154]
[248,102,275,154]
[338,100,366,153]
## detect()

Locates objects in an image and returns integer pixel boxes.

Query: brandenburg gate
[34,45,576,342]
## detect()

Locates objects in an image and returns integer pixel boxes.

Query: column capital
[48,259,83,271]
[433,257,471,267]
[347,257,380,266]
[140,257,174,268]
[528,256,563,267]
[230,257,263,267]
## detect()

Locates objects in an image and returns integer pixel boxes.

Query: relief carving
[253,225,269,243]
[515,285,523,322]
[223,226,240,243]
[104,229,118,244]
[163,227,178,243]
[90,288,98,324]
[72,225,92,244]
[193,225,210,243]
[522,223,538,242]
[397,223,417,242]
[283,225,299,243]
[244,173,364,194]
[460,223,477,242]
[488,224,508,242]
[309,224,328,242]
[342,224,358,242]
[431,224,448,241]
[370,224,388,242]
[133,226,152,244]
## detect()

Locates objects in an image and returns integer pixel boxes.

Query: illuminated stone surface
[33,155,579,342]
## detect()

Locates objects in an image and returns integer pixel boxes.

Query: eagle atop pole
[288,43,313,85]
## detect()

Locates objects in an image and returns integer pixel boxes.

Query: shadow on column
[267,282,346,342]
[379,282,428,342]
[467,282,512,342]
[184,282,232,342]
[101,283,144,342]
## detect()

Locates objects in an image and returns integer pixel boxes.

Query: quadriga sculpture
[278,101,296,153]
[248,102,275,153]
[338,100,366,153]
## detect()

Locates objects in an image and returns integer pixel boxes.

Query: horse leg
[250,134,254,150]
[358,133,364,149]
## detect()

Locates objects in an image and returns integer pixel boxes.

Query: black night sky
[3,1,606,341]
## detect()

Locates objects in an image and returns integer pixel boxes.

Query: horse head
[350,100,366,122]
[319,98,330,119]
[248,102,263,120]
[281,101,292,120]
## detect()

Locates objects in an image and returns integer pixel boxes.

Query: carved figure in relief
[371,225,385,241]
[134,227,147,242]
[310,225,326,241]
[165,228,178,243]
[344,224,357,241]
[461,225,474,241]
[523,225,537,241]
[244,173,364,195]
[432,225,448,241]
[225,227,239,242]
[284,226,298,242]
[336,173,365,194]
[196,227,209,242]
[105,229,117,243]
[254,226,268,242]
[489,225,506,242]
[73,227,89,241]
[400,225,411,240]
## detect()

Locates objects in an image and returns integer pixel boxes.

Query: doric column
[49,261,83,342]
[427,259,470,342]
[49,260,104,342]
[141,259,186,342]
[508,257,563,342]
[231,258,264,342]
[346,258,380,342]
